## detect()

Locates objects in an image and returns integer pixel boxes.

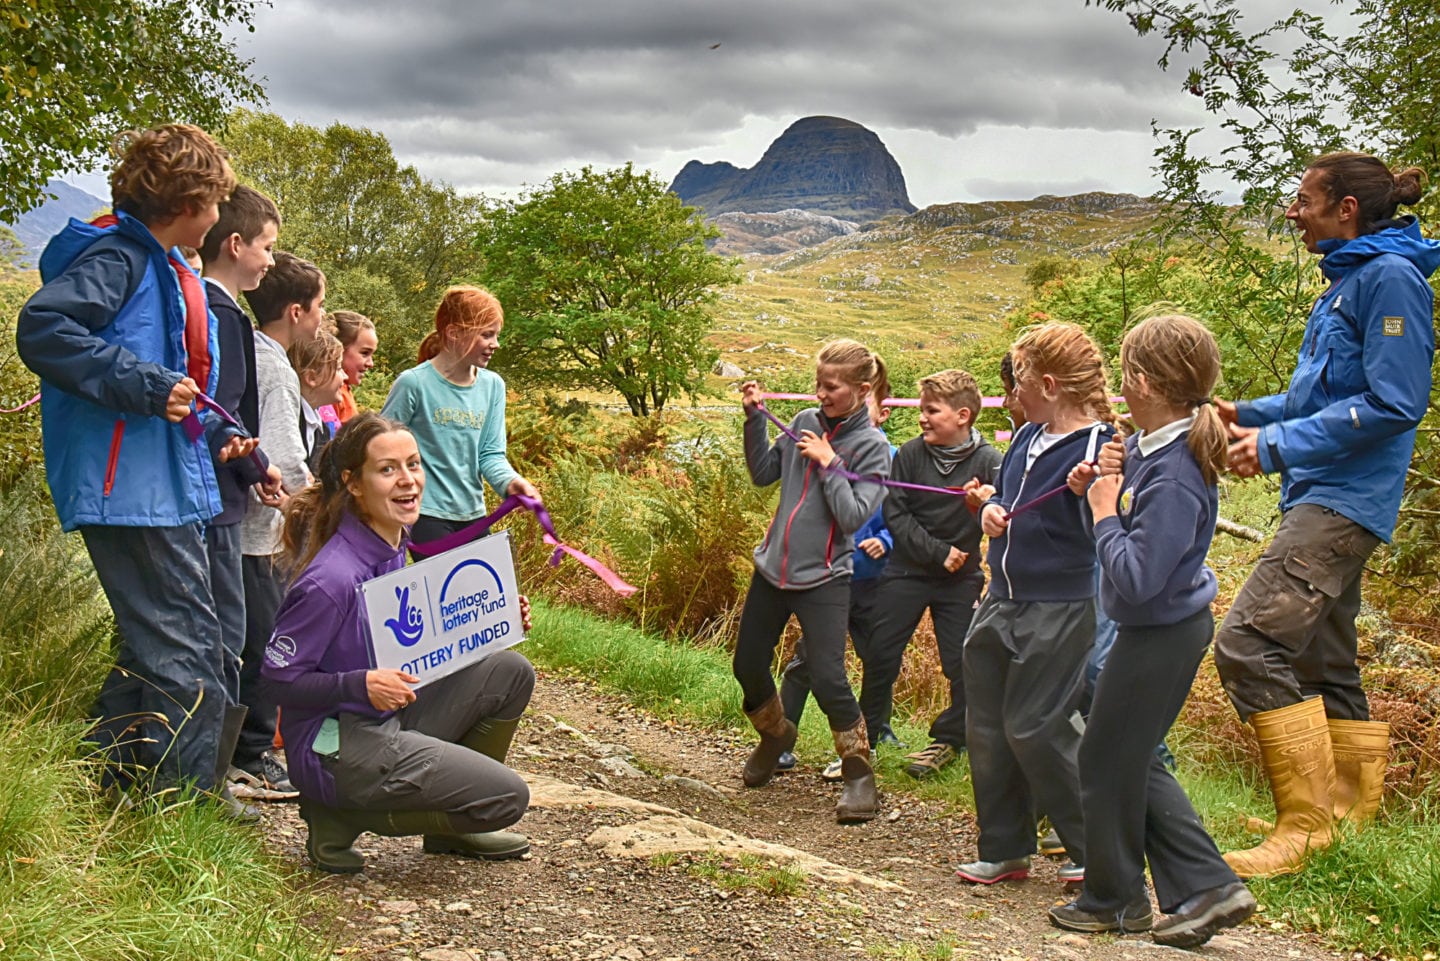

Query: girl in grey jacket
[733,339,893,824]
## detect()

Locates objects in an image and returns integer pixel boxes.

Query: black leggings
[732,572,861,730]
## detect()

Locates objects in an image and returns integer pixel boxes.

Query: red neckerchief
[91,214,212,389]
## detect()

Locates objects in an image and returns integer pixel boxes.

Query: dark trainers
[904,742,958,778]
[1152,881,1256,948]
[955,856,1030,884]
[1048,897,1154,933]
[775,751,797,772]
[1038,827,1066,857]
[232,750,299,801]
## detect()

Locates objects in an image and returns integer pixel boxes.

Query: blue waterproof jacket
[1237,217,1440,542]
[16,212,224,530]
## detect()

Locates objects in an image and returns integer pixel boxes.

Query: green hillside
[708,192,1163,385]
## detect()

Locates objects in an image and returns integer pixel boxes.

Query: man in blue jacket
[16,125,253,797]
[1215,152,1440,879]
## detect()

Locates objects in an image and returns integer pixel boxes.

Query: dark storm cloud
[239,0,1199,183]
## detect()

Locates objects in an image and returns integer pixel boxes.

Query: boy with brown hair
[234,251,327,798]
[863,369,1001,779]
[199,184,285,812]
[16,124,254,796]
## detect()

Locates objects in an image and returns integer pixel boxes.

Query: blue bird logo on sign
[385,584,424,647]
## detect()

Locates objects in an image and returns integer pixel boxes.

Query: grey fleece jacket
[745,405,891,590]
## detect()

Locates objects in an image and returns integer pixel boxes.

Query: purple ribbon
[409,493,636,597]
[181,390,268,475]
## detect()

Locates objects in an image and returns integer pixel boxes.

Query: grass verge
[528,598,1440,960]
[0,710,332,960]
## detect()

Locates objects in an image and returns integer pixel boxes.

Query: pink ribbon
[758,392,1125,409]
[753,403,975,499]
[0,392,40,413]
[409,493,637,597]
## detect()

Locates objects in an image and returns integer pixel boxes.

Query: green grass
[684,852,807,898]
[0,712,332,960]
[526,598,1440,960]
[0,481,334,961]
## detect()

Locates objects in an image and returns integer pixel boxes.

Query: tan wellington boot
[742,693,798,788]
[1242,717,1390,834]
[833,718,879,824]
[1223,697,1335,879]
[1328,718,1389,825]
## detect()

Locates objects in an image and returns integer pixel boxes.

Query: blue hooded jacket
[1237,217,1440,541]
[16,212,224,530]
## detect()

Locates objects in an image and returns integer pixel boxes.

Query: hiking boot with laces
[904,742,959,779]
[1038,827,1066,857]
[954,856,1030,884]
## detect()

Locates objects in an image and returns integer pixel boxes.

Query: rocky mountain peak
[669,116,915,224]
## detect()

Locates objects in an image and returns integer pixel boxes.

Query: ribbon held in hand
[409,493,636,597]
[180,390,268,476]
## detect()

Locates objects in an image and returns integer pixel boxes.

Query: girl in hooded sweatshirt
[734,339,892,824]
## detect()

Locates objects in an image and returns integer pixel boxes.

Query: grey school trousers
[1214,504,1381,722]
[328,649,534,833]
[963,596,1093,864]
[1077,610,1237,915]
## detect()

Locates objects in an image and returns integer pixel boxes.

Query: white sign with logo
[360,529,524,688]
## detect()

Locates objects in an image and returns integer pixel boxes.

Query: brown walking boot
[833,718,879,824]
[1223,697,1334,878]
[742,693,797,788]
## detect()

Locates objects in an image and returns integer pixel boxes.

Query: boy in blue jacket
[16,125,252,796]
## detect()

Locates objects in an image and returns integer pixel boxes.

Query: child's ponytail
[1189,401,1228,486]
[418,285,504,365]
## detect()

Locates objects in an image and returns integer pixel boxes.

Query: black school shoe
[1048,897,1154,934]
[1152,881,1256,948]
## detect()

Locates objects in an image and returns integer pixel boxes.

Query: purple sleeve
[261,582,371,710]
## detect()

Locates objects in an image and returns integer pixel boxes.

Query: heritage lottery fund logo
[361,530,525,688]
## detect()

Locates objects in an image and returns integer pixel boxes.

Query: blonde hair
[816,339,886,416]
[1011,322,1115,425]
[918,369,981,422]
[1120,312,1227,484]
[288,331,344,383]
[418,286,503,364]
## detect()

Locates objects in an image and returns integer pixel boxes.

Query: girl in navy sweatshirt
[1051,314,1254,947]
[735,338,892,824]
[957,322,1115,886]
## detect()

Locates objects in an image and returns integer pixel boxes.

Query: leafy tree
[1091,0,1440,588]
[476,164,739,416]
[0,0,263,222]
[220,110,487,370]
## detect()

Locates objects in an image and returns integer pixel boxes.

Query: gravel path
[260,670,1342,961]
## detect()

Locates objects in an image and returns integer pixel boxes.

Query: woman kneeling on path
[261,412,535,873]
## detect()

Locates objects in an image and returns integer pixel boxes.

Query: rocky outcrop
[708,209,859,256]
[670,116,915,224]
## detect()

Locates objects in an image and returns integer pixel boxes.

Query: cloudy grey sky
[224,0,1312,207]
